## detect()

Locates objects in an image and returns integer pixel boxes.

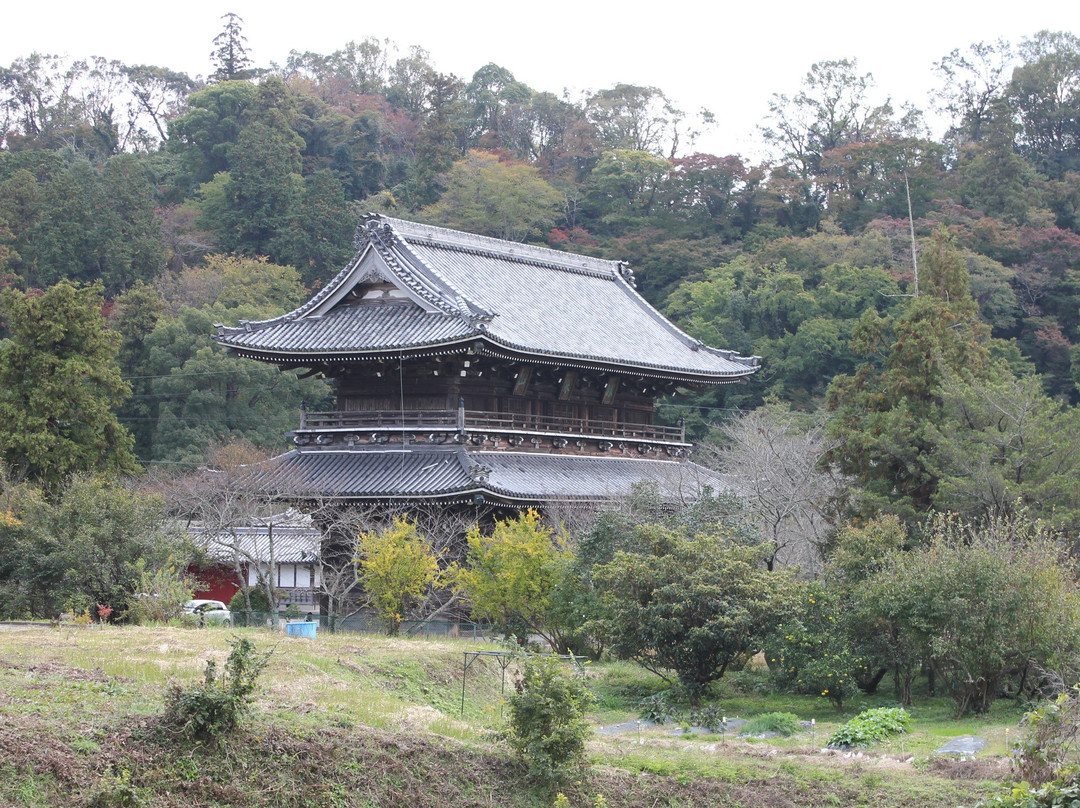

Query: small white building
[188,509,322,609]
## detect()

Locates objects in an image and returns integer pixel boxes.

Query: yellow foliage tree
[453,509,572,649]
[356,516,440,635]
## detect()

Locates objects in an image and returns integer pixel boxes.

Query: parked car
[182,599,232,624]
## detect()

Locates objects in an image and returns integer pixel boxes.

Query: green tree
[585,148,670,234]
[865,512,1080,715]
[826,516,918,703]
[765,581,869,710]
[584,84,689,157]
[140,256,328,463]
[762,59,895,182]
[216,116,305,258]
[592,524,792,703]
[420,150,561,242]
[506,654,594,784]
[210,13,257,83]
[0,281,137,486]
[2,153,165,292]
[826,228,993,517]
[0,473,187,619]
[666,251,903,409]
[168,80,259,185]
[356,515,440,635]
[932,39,1014,145]
[929,370,1080,532]
[1009,31,1080,178]
[275,168,355,285]
[453,510,573,650]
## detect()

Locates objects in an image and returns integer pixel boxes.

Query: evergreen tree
[825,228,992,518]
[0,281,138,486]
[210,13,256,83]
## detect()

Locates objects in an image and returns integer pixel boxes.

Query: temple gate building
[213,215,759,508]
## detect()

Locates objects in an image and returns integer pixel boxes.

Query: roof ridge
[612,267,761,369]
[374,214,622,280]
[214,249,367,335]
[361,218,494,322]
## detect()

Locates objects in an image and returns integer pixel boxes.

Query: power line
[123,368,320,382]
[118,415,299,424]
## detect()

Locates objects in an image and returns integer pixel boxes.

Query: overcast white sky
[3,1,1078,158]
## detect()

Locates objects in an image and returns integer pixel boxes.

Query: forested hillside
[1,19,1079,533]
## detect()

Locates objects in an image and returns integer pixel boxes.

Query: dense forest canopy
[0,18,1079,536]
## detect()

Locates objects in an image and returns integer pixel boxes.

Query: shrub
[507,655,594,784]
[163,637,270,739]
[764,582,872,710]
[126,559,194,625]
[740,712,802,737]
[1014,688,1080,785]
[864,514,1080,716]
[229,586,272,614]
[827,707,910,748]
[689,704,727,732]
[638,692,679,725]
[975,775,1080,808]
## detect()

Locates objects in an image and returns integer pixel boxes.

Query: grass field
[0,623,1019,807]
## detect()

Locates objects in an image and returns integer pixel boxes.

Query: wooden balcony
[297,408,687,446]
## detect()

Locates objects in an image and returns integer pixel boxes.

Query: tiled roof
[214,303,475,355]
[248,448,473,498]
[215,215,758,382]
[245,446,732,505]
[474,451,731,503]
[188,519,321,564]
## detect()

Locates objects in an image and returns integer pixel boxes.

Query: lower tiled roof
[248,448,473,498]
[247,446,731,505]
[473,451,729,503]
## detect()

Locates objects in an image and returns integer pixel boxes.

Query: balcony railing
[298,408,686,444]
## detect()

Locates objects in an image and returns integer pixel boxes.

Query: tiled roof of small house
[188,510,321,563]
[243,445,733,506]
[214,215,759,383]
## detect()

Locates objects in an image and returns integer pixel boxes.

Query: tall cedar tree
[825,228,991,519]
[210,13,256,82]
[0,282,137,487]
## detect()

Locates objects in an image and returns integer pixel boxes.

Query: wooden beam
[512,365,533,396]
[602,375,621,406]
[558,371,579,401]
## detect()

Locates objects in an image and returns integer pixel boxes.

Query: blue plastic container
[286,621,317,639]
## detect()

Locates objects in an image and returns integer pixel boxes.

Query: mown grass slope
[0,625,1013,808]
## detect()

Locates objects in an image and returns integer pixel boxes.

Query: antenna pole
[905,170,919,297]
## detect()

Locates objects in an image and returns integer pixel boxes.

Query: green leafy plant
[507,654,594,784]
[126,558,194,625]
[975,775,1080,808]
[162,637,270,739]
[764,582,873,710]
[827,707,910,748]
[1013,687,1080,785]
[86,768,148,807]
[229,585,273,617]
[638,692,680,725]
[690,704,727,732]
[740,712,802,737]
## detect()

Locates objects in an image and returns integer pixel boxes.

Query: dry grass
[0,625,1008,808]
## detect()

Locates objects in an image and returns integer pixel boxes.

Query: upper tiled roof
[215,215,758,382]
[243,445,732,505]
